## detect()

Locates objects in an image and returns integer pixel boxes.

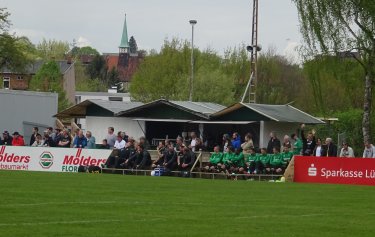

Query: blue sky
[1,0,301,59]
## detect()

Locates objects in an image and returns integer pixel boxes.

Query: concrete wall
[85,116,145,142]
[0,90,58,143]
[260,121,300,148]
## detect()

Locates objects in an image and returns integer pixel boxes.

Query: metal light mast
[241,0,260,104]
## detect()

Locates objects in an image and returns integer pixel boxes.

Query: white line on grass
[0,219,121,227]
[2,201,116,207]
[236,213,375,219]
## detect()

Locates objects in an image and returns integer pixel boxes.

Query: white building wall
[260,121,300,148]
[85,116,145,142]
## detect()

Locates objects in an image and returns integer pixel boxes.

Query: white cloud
[75,36,91,48]
[283,41,301,64]
[10,28,47,42]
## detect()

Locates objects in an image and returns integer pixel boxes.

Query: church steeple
[119,14,129,53]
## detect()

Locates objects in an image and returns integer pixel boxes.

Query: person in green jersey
[204,145,223,172]
[291,133,303,155]
[241,147,258,174]
[231,148,245,173]
[255,148,270,174]
[281,146,294,167]
[268,147,284,174]
[220,146,234,171]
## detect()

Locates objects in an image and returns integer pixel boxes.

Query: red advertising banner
[294,156,375,186]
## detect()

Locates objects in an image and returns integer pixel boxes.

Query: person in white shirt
[189,132,197,152]
[114,135,126,150]
[363,141,375,158]
[339,142,354,158]
[31,134,44,147]
[313,138,322,157]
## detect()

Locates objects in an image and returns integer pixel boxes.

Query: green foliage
[0,8,11,33]
[75,61,106,92]
[86,54,107,80]
[129,36,138,54]
[36,39,70,60]
[70,46,99,57]
[29,61,70,111]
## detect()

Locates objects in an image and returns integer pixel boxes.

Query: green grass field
[0,171,374,237]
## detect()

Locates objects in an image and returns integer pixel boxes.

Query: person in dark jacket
[300,124,316,156]
[133,144,152,169]
[321,138,338,157]
[1,131,13,145]
[163,144,178,170]
[29,127,41,146]
[178,147,196,171]
[267,132,281,154]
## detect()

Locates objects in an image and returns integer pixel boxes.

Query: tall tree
[36,39,70,60]
[293,0,375,142]
[0,8,35,72]
[129,36,138,54]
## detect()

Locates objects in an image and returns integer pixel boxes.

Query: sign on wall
[0,146,111,172]
[294,156,375,186]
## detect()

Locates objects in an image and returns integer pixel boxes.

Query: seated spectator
[178,147,196,171]
[232,148,245,174]
[220,146,235,171]
[255,148,270,174]
[152,141,166,168]
[175,136,185,153]
[203,145,223,172]
[106,139,136,169]
[339,142,354,158]
[1,131,13,145]
[43,132,54,147]
[57,130,71,148]
[281,146,294,165]
[363,141,375,158]
[162,144,178,171]
[114,135,126,150]
[244,147,258,174]
[241,133,254,154]
[29,127,41,146]
[31,134,44,147]
[47,127,55,141]
[139,136,150,150]
[98,139,110,149]
[267,147,284,174]
[321,138,338,157]
[231,132,241,150]
[124,144,151,170]
[195,137,204,151]
[73,130,87,148]
[86,131,96,149]
[12,132,25,146]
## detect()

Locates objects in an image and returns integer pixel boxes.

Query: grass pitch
[0,171,374,237]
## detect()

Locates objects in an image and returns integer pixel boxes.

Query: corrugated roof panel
[171,101,225,115]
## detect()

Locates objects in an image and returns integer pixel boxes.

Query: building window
[108,97,123,101]
[3,77,10,89]
[17,76,23,80]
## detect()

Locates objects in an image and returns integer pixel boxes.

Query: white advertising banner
[0,146,111,172]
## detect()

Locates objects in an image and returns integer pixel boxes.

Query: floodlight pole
[189,19,197,101]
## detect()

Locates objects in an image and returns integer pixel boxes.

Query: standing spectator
[363,141,375,158]
[86,131,96,149]
[222,134,231,153]
[301,124,316,156]
[282,135,292,151]
[43,131,54,147]
[73,130,87,148]
[47,127,55,141]
[321,138,338,157]
[12,132,25,146]
[189,132,198,152]
[114,135,126,150]
[163,144,178,171]
[106,127,117,148]
[313,138,323,157]
[175,136,184,153]
[58,130,71,148]
[1,131,13,146]
[231,132,241,150]
[339,142,354,157]
[152,141,166,168]
[53,128,62,147]
[98,139,110,149]
[31,134,44,147]
[267,132,281,154]
[29,127,41,146]
[241,133,254,155]
[291,133,302,155]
